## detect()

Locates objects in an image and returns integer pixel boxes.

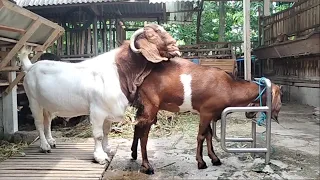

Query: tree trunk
[218,1,226,43]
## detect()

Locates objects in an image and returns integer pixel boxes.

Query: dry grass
[0,140,28,162]
[60,107,200,139]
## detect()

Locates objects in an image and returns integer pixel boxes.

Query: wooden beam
[3,29,63,96]
[90,4,101,16]
[93,16,98,56]
[0,19,42,70]
[109,20,113,50]
[196,0,204,44]
[167,9,200,13]
[0,37,41,47]
[264,0,271,16]
[162,2,166,23]
[0,66,20,72]
[243,0,251,80]
[33,29,63,53]
[0,25,26,34]
[2,0,64,31]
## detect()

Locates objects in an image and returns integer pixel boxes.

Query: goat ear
[136,38,168,63]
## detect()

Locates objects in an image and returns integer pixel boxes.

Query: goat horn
[130,28,144,54]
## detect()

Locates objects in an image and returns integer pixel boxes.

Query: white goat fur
[19,46,129,164]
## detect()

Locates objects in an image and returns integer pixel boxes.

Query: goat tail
[18,45,33,71]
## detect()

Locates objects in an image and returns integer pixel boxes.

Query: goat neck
[115,41,155,103]
[229,79,263,107]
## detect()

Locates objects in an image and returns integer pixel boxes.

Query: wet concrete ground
[103,103,320,180]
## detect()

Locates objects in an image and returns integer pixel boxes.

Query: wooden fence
[262,0,320,46]
[47,19,127,61]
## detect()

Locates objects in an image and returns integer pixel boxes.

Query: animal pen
[0,0,318,179]
[253,0,320,107]
[0,0,64,137]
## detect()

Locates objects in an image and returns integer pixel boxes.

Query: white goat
[19,47,127,164]
[18,24,181,165]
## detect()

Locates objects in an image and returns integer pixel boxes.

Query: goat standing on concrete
[129,57,282,174]
[18,24,181,165]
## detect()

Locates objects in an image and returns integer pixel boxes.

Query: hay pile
[0,140,27,162]
[61,107,199,139]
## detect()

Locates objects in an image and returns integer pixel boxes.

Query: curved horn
[130,28,144,53]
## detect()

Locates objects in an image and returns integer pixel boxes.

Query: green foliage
[162,1,292,46]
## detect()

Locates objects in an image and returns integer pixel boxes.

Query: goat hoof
[198,161,208,169]
[40,149,51,153]
[50,144,56,148]
[140,164,154,175]
[131,151,137,160]
[212,159,222,166]
[94,151,111,165]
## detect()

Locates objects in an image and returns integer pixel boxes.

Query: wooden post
[264,0,271,16]
[87,27,91,54]
[109,19,113,50]
[162,3,167,24]
[2,58,18,137]
[93,16,98,56]
[103,19,107,52]
[196,0,204,44]
[258,7,262,46]
[243,0,251,80]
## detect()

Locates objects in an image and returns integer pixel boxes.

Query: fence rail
[262,0,320,46]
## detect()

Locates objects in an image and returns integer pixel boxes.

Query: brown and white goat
[129,57,282,174]
[18,24,181,165]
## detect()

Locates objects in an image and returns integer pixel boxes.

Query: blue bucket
[191,59,200,64]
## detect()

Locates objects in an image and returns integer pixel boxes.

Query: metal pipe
[224,137,253,142]
[265,78,272,164]
[219,77,273,163]
[223,147,268,153]
[251,120,257,158]
[212,121,253,142]
[223,106,269,113]
[213,119,266,142]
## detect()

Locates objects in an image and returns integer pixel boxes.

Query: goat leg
[206,124,221,166]
[138,123,154,174]
[131,115,158,161]
[29,99,51,153]
[130,125,139,160]
[196,113,213,169]
[43,110,56,148]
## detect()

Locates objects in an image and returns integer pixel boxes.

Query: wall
[282,85,320,107]
[262,55,320,107]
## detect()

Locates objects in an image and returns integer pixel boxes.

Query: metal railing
[212,78,272,164]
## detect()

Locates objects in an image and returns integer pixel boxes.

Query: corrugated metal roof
[14,0,122,7]
[103,3,164,16]
[14,0,198,7]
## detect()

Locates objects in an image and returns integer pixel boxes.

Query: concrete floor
[103,103,320,180]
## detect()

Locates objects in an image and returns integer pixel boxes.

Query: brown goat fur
[130,58,282,174]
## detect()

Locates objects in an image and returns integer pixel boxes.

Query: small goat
[18,24,181,164]
[128,57,282,174]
